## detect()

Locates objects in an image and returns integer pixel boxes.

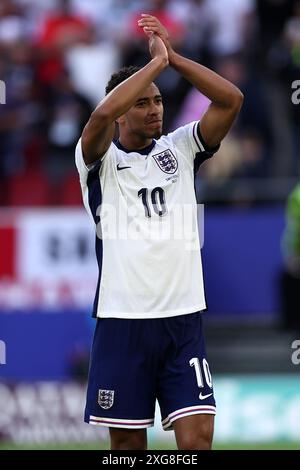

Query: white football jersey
[75,121,218,319]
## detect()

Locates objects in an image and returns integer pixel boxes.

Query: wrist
[168,48,179,65]
[152,55,169,69]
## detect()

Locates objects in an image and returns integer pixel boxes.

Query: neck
[118,133,153,151]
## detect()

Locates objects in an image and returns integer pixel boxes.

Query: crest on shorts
[152,149,178,174]
[98,389,114,409]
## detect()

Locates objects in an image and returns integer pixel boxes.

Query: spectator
[66,26,120,106]
[281,182,300,329]
[44,70,92,183]
[35,0,92,85]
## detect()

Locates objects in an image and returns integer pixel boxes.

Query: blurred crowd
[0,0,299,206]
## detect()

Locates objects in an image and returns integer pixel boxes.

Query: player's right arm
[81,34,169,166]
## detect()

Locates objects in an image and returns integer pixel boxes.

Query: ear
[116,114,125,125]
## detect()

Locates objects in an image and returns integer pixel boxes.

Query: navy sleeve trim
[193,122,205,153]
[193,123,220,176]
[196,122,220,155]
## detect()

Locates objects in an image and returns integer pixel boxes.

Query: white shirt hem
[95,303,206,319]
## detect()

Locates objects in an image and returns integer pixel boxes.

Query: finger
[147,26,160,33]
[144,26,160,33]
[139,18,158,23]
[138,19,157,25]
[143,27,153,38]
[141,16,160,25]
[138,21,158,28]
[139,22,160,30]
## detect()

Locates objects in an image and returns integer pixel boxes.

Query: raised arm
[81,33,169,165]
[138,14,244,148]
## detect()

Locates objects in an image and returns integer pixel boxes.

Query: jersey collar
[114,139,156,155]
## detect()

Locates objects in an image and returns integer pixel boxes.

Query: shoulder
[75,138,119,182]
[164,122,198,144]
[155,122,198,155]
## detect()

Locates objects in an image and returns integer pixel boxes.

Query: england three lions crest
[153,149,178,174]
[98,389,114,409]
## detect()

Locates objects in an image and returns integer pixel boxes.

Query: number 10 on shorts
[189,357,213,397]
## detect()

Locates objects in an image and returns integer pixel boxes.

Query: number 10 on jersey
[138,187,167,217]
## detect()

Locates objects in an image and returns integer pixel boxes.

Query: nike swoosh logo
[117,163,131,171]
[199,392,213,400]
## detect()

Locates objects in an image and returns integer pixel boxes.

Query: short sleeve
[75,138,113,222]
[75,138,90,187]
[167,121,220,173]
[75,138,111,187]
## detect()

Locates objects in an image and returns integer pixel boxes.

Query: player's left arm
[138,14,244,148]
[168,54,244,148]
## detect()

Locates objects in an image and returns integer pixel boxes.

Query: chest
[114,147,182,189]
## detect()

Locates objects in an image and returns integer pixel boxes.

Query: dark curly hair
[105,66,141,95]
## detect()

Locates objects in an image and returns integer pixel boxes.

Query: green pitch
[0,441,299,450]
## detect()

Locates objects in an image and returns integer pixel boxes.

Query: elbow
[236,89,244,105]
[231,89,244,111]
[218,88,244,112]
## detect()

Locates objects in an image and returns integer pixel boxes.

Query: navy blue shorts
[84,312,216,430]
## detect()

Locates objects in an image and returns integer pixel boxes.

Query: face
[119,83,164,140]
